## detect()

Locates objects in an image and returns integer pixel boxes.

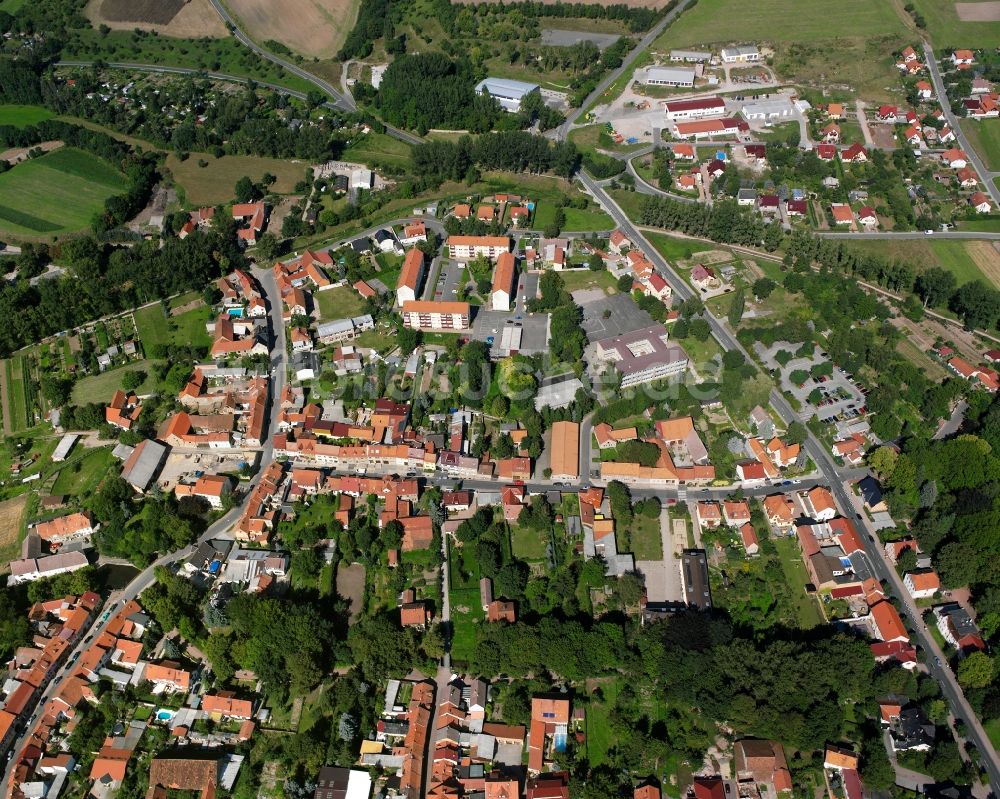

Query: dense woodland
[412,132,579,182]
[0,227,243,355]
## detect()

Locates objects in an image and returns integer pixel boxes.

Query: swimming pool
[552,731,568,752]
[227,307,244,317]
[156,709,174,722]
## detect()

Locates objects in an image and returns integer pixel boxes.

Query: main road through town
[1,267,287,795]
[577,166,1000,794]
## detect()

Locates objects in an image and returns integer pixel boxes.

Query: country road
[554,0,695,141]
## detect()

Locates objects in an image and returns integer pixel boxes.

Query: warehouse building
[475,77,540,113]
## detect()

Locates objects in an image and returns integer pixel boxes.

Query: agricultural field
[961,119,1000,172]
[341,134,413,171]
[134,301,213,354]
[0,105,54,128]
[166,153,311,206]
[0,147,126,238]
[0,493,28,573]
[654,0,907,47]
[844,239,1000,290]
[908,0,1000,47]
[71,360,159,405]
[315,286,366,320]
[3,355,41,434]
[84,0,228,37]
[228,0,360,58]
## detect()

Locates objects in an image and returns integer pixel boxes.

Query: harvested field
[967,241,1000,288]
[85,0,228,38]
[0,493,28,573]
[227,0,359,57]
[955,1,1000,20]
[336,562,366,623]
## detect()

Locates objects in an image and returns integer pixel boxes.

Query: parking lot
[576,291,655,343]
[471,310,550,356]
[756,342,865,423]
[430,260,466,302]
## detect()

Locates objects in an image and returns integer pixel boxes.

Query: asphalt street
[923,42,1000,206]
[582,169,1000,792]
[1,265,288,793]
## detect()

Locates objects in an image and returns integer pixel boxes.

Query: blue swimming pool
[227,307,244,317]
[156,709,174,722]
[552,731,568,752]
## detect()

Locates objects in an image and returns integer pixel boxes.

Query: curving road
[554,0,695,141]
[205,0,426,147]
[206,0,354,111]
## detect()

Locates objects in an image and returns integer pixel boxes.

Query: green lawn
[71,359,159,405]
[341,133,413,170]
[908,0,1000,47]
[448,541,485,663]
[985,718,1000,751]
[645,232,713,262]
[0,147,126,237]
[654,0,907,47]
[0,105,54,128]
[166,152,309,207]
[315,286,366,320]
[558,269,618,294]
[511,524,550,560]
[774,537,825,628]
[563,206,615,232]
[569,125,651,155]
[135,302,212,353]
[607,189,648,224]
[676,332,722,367]
[51,447,115,497]
[961,118,1000,172]
[585,678,621,766]
[629,511,663,560]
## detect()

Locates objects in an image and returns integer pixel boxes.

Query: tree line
[638,196,1000,331]
[0,118,157,233]
[0,225,245,356]
[412,131,579,183]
